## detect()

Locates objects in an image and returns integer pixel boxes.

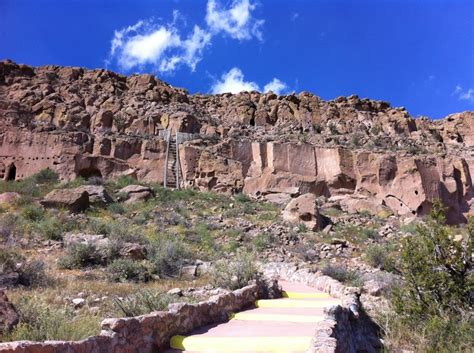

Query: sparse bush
[107,202,126,215]
[150,238,191,278]
[108,220,147,244]
[351,133,363,147]
[86,217,111,235]
[106,259,151,283]
[313,123,322,134]
[297,223,308,233]
[21,204,45,222]
[34,216,65,241]
[114,175,138,189]
[234,193,251,203]
[321,263,363,287]
[364,244,396,271]
[0,213,21,240]
[18,260,52,287]
[211,252,257,290]
[328,123,339,135]
[32,168,59,184]
[58,243,102,269]
[383,201,474,352]
[2,296,99,341]
[86,176,103,186]
[0,247,21,273]
[113,290,180,317]
[252,232,275,251]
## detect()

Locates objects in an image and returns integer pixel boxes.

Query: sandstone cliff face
[1,60,473,223]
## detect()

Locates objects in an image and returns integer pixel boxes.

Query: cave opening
[6,164,16,181]
[77,167,102,180]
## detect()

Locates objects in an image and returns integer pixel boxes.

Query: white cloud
[108,0,264,73]
[119,27,181,70]
[454,85,474,103]
[109,20,211,73]
[211,67,259,93]
[211,67,287,94]
[263,78,287,94]
[291,12,299,21]
[206,0,264,40]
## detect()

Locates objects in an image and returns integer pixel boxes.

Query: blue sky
[1,0,473,118]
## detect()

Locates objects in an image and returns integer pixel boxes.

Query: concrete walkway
[165,281,341,353]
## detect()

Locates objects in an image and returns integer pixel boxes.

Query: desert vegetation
[0,170,473,352]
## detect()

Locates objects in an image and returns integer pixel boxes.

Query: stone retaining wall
[0,283,262,353]
[262,262,382,353]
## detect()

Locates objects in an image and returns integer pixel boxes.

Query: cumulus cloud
[206,0,264,40]
[108,0,263,73]
[211,67,259,93]
[109,19,211,73]
[211,67,287,94]
[263,78,288,94]
[454,85,474,103]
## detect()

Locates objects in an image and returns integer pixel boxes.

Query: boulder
[0,290,19,334]
[282,193,326,231]
[64,233,146,261]
[338,195,388,215]
[75,185,113,206]
[41,189,90,212]
[118,185,154,204]
[0,192,21,206]
[119,243,147,260]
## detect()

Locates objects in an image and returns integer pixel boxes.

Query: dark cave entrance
[77,167,102,180]
[6,164,16,181]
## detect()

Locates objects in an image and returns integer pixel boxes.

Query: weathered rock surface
[282,193,326,230]
[0,290,19,335]
[41,188,90,212]
[0,193,20,206]
[75,185,112,205]
[1,60,474,223]
[118,184,154,203]
[63,233,147,261]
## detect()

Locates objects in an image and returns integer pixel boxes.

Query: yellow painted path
[165,281,340,353]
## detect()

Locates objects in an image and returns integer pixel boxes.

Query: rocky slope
[1,59,474,223]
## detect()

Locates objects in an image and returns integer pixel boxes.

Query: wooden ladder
[164,130,180,189]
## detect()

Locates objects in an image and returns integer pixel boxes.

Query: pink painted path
[165,281,341,353]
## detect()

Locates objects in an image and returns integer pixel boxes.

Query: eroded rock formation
[1,60,474,223]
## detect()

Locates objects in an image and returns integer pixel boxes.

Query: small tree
[390,200,474,351]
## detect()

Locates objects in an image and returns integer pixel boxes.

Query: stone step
[255,298,340,308]
[169,335,312,352]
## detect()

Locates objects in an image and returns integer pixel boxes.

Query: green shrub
[18,260,52,287]
[0,247,22,273]
[252,232,275,251]
[385,201,474,352]
[32,169,59,184]
[21,204,45,222]
[321,263,363,287]
[108,220,147,244]
[86,217,111,235]
[35,216,66,241]
[234,193,251,203]
[113,175,139,189]
[2,296,99,341]
[106,259,151,283]
[113,290,180,317]
[58,243,102,269]
[150,238,191,278]
[364,244,396,271]
[211,252,257,290]
[107,202,126,215]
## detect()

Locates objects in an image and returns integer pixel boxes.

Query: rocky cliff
[1,59,474,223]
